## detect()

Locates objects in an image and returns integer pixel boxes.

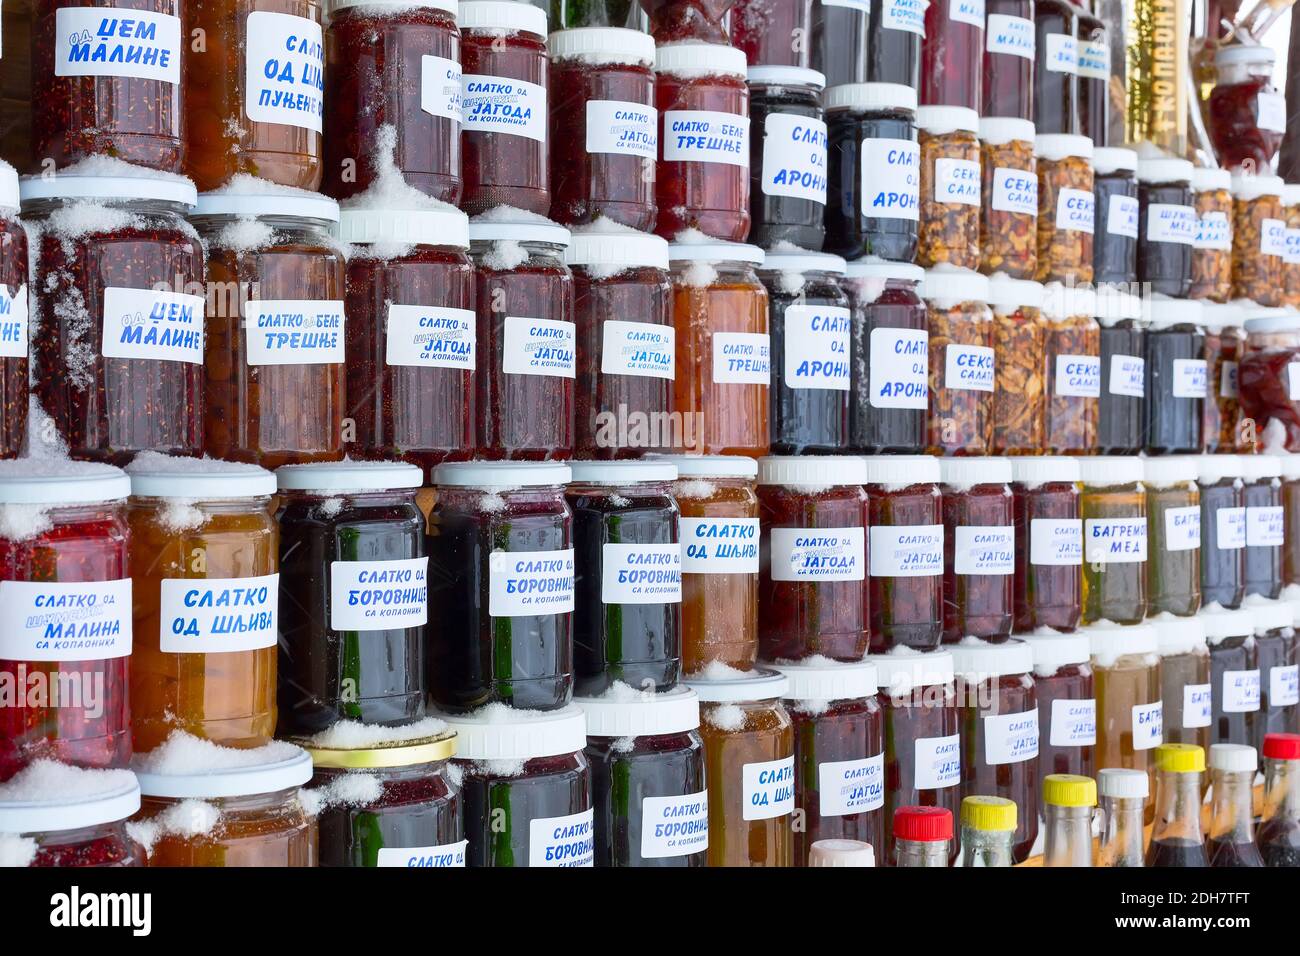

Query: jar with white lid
[1231,174,1286,307]
[1009,455,1083,634]
[1144,296,1206,456]
[939,457,1014,643]
[979,117,1038,280]
[1239,310,1300,454]
[989,276,1048,455]
[1200,606,1260,749]
[747,65,829,251]
[1197,453,1247,610]
[1245,596,1297,753]
[916,106,980,271]
[1242,453,1284,600]
[1096,288,1146,455]
[1093,146,1138,286]
[1085,622,1162,808]
[1034,134,1095,285]
[1151,613,1212,755]
[0,761,142,867]
[1078,455,1147,624]
[1144,455,1203,618]
[1020,630,1096,782]
[1137,157,1197,298]
[1201,299,1245,453]
[1042,283,1100,455]
[1189,166,1233,303]
[921,267,994,456]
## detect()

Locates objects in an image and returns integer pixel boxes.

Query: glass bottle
[1041,773,1095,867]
[1096,767,1148,867]
[959,796,1016,867]
[1257,732,1300,866]
[1206,743,1264,867]
[1146,743,1208,866]
[892,806,952,867]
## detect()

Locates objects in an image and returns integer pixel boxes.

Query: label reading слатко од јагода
[0,579,133,661]
[101,287,205,364]
[914,734,961,789]
[385,305,475,369]
[502,316,576,378]
[158,574,278,653]
[1084,517,1147,564]
[870,525,943,577]
[663,110,750,167]
[954,526,1014,575]
[329,557,428,632]
[0,284,28,359]
[1030,518,1083,566]
[742,756,794,820]
[601,321,674,380]
[1050,698,1096,746]
[983,710,1039,765]
[55,7,181,84]
[769,527,865,581]
[641,791,708,859]
[245,12,323,132]
[488,549,575,617]
[784,305,850,390]
[601,543,682,605]
[585,100,658,159]
[818,753,884,816]
[377,841,467,867]
[245,299,344,365]
[680,517,760,574]
[420,55,462,121]
[462,74,546,141]
[761,113,828,204]
[529,809,594,867]
[860,138,920,221]
[868,327,928,409]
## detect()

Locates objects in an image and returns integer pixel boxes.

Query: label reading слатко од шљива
[860,138,920,221]
[601,543,682,605]
[943,343,995,392]
[1055,188,1095,233]
[488,549,575,617]
[954,526,1014,575]
[1272,665,1300,707]
[984,710,1039,765]
[1030,518,1084,566]
[0,579,133,662]
[769,527,865,581]
[868,327,928,409]
[1055,354,1101,397]
[245,299,344,365]
[712,332,770,384]
[1132,701,1163,750]
[985,14,1034,58]
[529,809,594,867]
[385,305,475,369]
[1084,517,1147,564]
[991,168,1038,215]
[55,7,181,84]
[158,574,278,654]
[601,321,674,380]
[663,110,750,167]
[1195,210,1232,250]
[1050,698,1096,746]
[101,287,204,364]
[882,0,926,34]
[1217,507,1247,549]
[502,316,576,378]
[585,100,658,159]
[742,756,795,821]
[818,753,885,816]
[914,734,961,789]
[1246,505,1285,547]
[420,55,462,121]
[462,74,547,142]
[1107,194,1139,239]
[0,284,29,359]
[934,158,980,206]
[784,305,851,390]
[680,518,760,574]
[377,841,466,867]
[761,113,828,204]
[1183,683,1212,728]
[1146,204,1198,244]
[244,12,323,132]
[1172,359,1208,398]
[640,791,709,859]
[869,525,943,577]
[329,557,428,632]
[1109,353,1145,398]
[1223,669,1261,713]
[1164,506,1201,552]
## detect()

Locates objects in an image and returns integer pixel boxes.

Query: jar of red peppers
[982,0,1035,120]
[921,266,993,456]
[1009,455,1083,634]
[978,117,1038,280]
[1199,453,1247,610]
[322,1,462,204]
[1043,283,1101,455]
[1033,0,1078,137]
[0,761,143,867]
[757,455,869,662]
[194,182,344,468]
[33,0,184,173]
[458,0,550,216]
[549,27,658,231]
[338,201,475,482]
[1096,288,1145,456]
[862,454,944,653]
[920,0,983,112]
[23,163,204,464]
[747,65,828,251]
[1092,147,1138,287]
[1190,167,1234,303]
[1239,312,1300,454]
[0,163,27,461]
[1284,455,1300,587]
[469,210,575,460]
[1143,455,1203,618]
[654,41,751,242]
[1242,454,1284,600]
[1151,613,1211,754]
[1020,631,1096,781]
[988,276,1046,455]
[811,0,870,87]
[939,457,1014,643]
[641,0,735,43]
[0,462,133,779]
[1202,301,1244,453]
[1208,44,1287,175]
[865,0,925,88]
[916,106,980,270]
[1231,174,1286,307]
[566,225,673,459]
[731,0,813,68]
[1137,158,1197,298]
[1079,455,1148,625]
[1034,134,1094,285]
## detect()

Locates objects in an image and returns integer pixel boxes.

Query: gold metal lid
[298,731,457,769]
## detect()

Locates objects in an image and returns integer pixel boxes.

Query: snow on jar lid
[1137,157,1194,184]
[19,155,198,208]
[823,82,917,114]
[1241,454,1282,481]
[949,637,1034,680]
[760,248,847,275]
[758,454,867,487]
[549,26,656,66]
[1283,184,1300,207]
[938,456,1013,489]
[1244,595,1292,634]
[337,203,471,250]
[1097,767,1148,799]
[1191,166,1232,192]
[1020,631,1092,675]
[133,732,313,799]
[844,258,925,282]
[1141,455,1199,487]
[569,459,678,483]
[126,451,277,499]
[1243,308,1300,334]
[1231,173,1284,200]
[808,838,875,867]
[770,658,879,700]
[655,41,748,78]
[193,175,341,222]
[468,206,572,247]
[0,160,18,212]
[1093,147,1138,175]
[1095,286,1144,326]
[0,761,140,836]
[1143,294,1203,328]
[1034,134,1093,162]
[458,0,546,36]
[276,460,424,492]
[1210,742,1257,773]
[576,684,700,736]
[1149,612,1208,656]
[861,454,940,486]
[298,717,458,768]
[667,237,765,264]
[650,454,758,478]
[1280,454,1300,480]
[566,222,670,271]
[1008,455,1081,486]
[1082,622,1158,665]
[868,648,955,693]
[1042,281,1096,319]
[987,275,1045,312]
[0,459,130,505]
[747,65,827,90]
[1197,605,1255,644]
[919,265,990,308]
[1197,454,1246,484]
[683,664,789,702]
[978,117,1035,146]
[1077,455,1143,486]
[434,460,572,488]
[442,704,588,760]
[915,106,980,135]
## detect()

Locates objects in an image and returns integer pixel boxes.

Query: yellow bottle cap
[960,795,1017,832]
[1156,743,1206,773]
[1043,773,1097,807]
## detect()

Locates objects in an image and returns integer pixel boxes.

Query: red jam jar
[0,463,133,780]
[863,454,944,653]
[641,0,736,44]
[0,761,143,867]
[469,211,575,460]
[982,0,1035,120]
[459,1,550,216]
[323,0,463,204]
[338,202,475,482]
[939,457,1014,643]
[0,164,28,461]
[1021,631,1097,782]
[566,226,673,459]
[549,27,658,231]
[757,455,869,662]
[1009,455,1083,634]
[23,164,204,463]
[1208,44,1286,175]
[654,41,752,242]
[920,0,984,112]
[1240,311,1300,453]
[732,0,813,67]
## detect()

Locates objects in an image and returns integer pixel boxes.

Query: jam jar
[194,183,345,469]
[747,65,828,250]
[273,461,427,737]
[921,266,993,456]
[920,0,983,112]
[641,0,736,44]
[982,0,1035,120]
[1246,597,1297,752]
[1285,454,1300,586]
[23,164,204,463]
[0,462,133,779]
[0,761,142,867]
[0,163,25,461]
[1020,631,1096,782]
[811,0,870,87]
[1202,300,1244,454]
[939,456,1015,643]
[1231,174,1286,307]
[757,455,869,662]
[916,106,980,270]
[578,686,706,867]
[1042,283,1101,455]
[731,0,814,68]
[1137,158,1197,298]
[1079,455,1147,625]
[1239,311,1300,453]
[1152,613,1212,754]
[1189,166,1234,304]
[1242,454,1284,600]
[1198,454,1247,610]
[469,211,575,460]
[1200,606,1260,749]
[323,0,463,204]
[549,27,657,231]
[1144,296,1206,456]
[1075,0,1109,146]
[1010,456,1084,636]
[1285,185,1300,309]
[1032,0,1078,136]
[865,0,925,88]
[1208,44,1287,175]
[1092,147,1138,287]
[1096,288,1146,456]
[1086,622,1163,804]
[979,117,1038,280]
[1143,455,1203,618]
[1034,134,1094,285]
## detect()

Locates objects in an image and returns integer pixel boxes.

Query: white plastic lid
[978,117,1035,146]
[126,454,277,499]
[434,460,572,488]
[986,276,1045,312]
[1198,606,1256,643]
[569,459,677,483]
[1042,282,1096,319]
[1034,134,1094,161]
[1191,166,1233,192]
[332,0,456,10]
[0,160,18,211]
[20,167,198,208]
[1150,613,1208,656]
[566,228,670,271]
[194,186,340,223]
[1141,455,1199,487]
[652,454,757,479]
[809,838,876,867]
[1284,184,1300,207]
[0,460,130,506]
[1232,173,1284,200]
[655,41,748,78]
[667,239,765,264]
[1242,454,1283,481]
[747,65,826,90]
[844,258,925,283]
[458,0,546,35]
[1084,622,1158,660]
[915,106,980,135]
[757,455,867,486]
[0,764,140,834]
[868,649,955,693]
[861,455,940,486]
[1136,157,1194,184]
[1215,43,1275,66]
[1144,295,1204,328]
[949,638,1034,679]
[920,266,989,305]
[938,456,1013,488]
[1210,743,1258,773]
[468,212,571,247]
[576,687,700,737]
[276,460,423,492]
[1243,310,1300,334]
[549,26,654,65]
[1245,595,1293,634]
[1197,454,1246,484]
[772,659,879,700]
[442,706,587,761]
[134,745,314,799]
[1097,767,1149,799]
[1077,456,1144,486]
[337,205,470,249]
[683,667,789,702]
[1021,632,1092,673]
[1009,456,1082,485]
[1280,454,1300,480]
[824,82,917,114]
[1093,147,1139,175]
[760,250,847,276]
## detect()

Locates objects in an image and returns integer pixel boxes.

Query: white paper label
[601,543,682,604]
[640,791,709,858]
[1217,507,1247,549]
[1050,698,1096,746]
[882,0,927,34]
[1056,187,1096,233]
[1084,517,1148,564]
[1258,92,1288,134]
[329,557,428,631]
[1263,217,1289,257]
[385,305,475,369]
[0,284,27,359]
[1077,40,1110,79]
[462,74,546,142]
[1291,363,1300,401]
[529,809,594,867]
[742,756,795,820]
[662,110,750,167]
[1195,210,1232,251]
[1287,229,1300,266]
[712,332,771,384]
[1172,358,1208,399]
[420,55,462,121]
[869,524,944,577]
[1222,669,1261,713]
[1164,506,1201,552]
[1271,665,1300,707]
[861,138,920,221]
[101,287,204,364]
[954,526,1014,575]
[1030,518,1084,566]
[934,158,981,206]
[770,527,866,581]
[1108,353,1145,398]
[1146,203,1198,245]
[760,113,828,204]
[986,14,1035,58]
[1045,33,1078,73]
[991,167,1038,215]
[245,299,344,365]
[1106,193,1139,239]
[818,753,885,816]
[488,548,576,617]
[1247,505,1285,547]
[158,574,278,654]
[821,0,872,8]
[784,305,851,390]
[914,734,961,789]
[601,321,675,380]
[55,7,181,84]
[944,343,995,392]
[984,709,1039,765]
[244,12,323,132]
[1055,353,1101,397]
[680,518,760,574]
[868,327,929,409]
[502,316,576,378]
[1132,700,1163,750]
[1220,360,1239,398]
[377,841,467,867]
[0,579,132,662]
[585,100,657,159]
[949,0,985,27]
[1183,683,1212,728]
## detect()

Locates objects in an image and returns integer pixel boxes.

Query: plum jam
[748,66,828,251]
[1208,44,1286,174]
[982,0,1034,119]
[1087,622,1163,807]
[1143,456,1202,618]
[920,0,983,111]
[1198,455,1247,609]
[939,457,1014,643]
[1009,456,1083,634]
[0,165,27,460]
[1242,455,1284,600]
[0,761,142,867]
[1022,632,1096,783]
[1200,607,1259,749]
[1079,456,1148,625]
[1152,614,1211,754]
[1137,158,1196,298]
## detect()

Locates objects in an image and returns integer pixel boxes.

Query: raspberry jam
[0,166,27,460]
[1009,456,1083,634]
[0,761,143,867]
[640,0,736,44]
[939,458,1015,643]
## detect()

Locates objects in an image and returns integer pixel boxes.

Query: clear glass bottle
[1257,732,1300,866]
[1145,742,1208,866]
[891,805,952,867]
[1096,767,1148,868]
[1206,743,1264,867]
[1041,773,1095,867]
[959,795,1017,868]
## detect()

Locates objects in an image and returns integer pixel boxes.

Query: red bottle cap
[892,806,953,842]
[1263,733,1300,761]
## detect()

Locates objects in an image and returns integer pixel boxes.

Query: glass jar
[1086,622,1163,804]
[978,118,1038,280]
[916,107,980,270]
[339,204,475,482]
[1247,598,1297,752]
[428,461,574,713]
[1079,456,1147,624]
[195,186,345,469]
[641,0,736,43]
[1034,134,1094,284]
[469,213,576,460]
[774,658,884,866]
[442,705,593,867]
[1240,312,1300,453]
[549,27,657,231]
[1144,456,1202,617]
[567,228,673,460]
[939,457,1014,642]
[960,795,1016,867]
[988,276,1047,455]
[1257,732,1300,865]
[811,0,870,87]
[982,0,1034,119]
[1208,44,1286,174]
[1021,631,1096,781]
[1042,284,1101,455]
[824,82,920,262]
[1092,147,1138,286]
[865,0,925,88]
[1200,606,1260,748]
[1285,455,1300,586]
[1137,158,1196,298]
[273,462,427,736]
[747,66,828,250]
[303,725,463,867]
[863,455,944,652]
[0,761,142,867]
[1190,167,1234,304]
[184,0,324,191]
[759,250,851,454]
[0,463,133,779]
[654,42,751,242]
[1285,185,1300,309]
[132,736,317,865]
[757,455,868,662]
[125,455,278,754]
[458,0,550,216]
[683,669,795,867]
[844,259,928,454]
[1041,772,1095,865]
[1231,174,1286,307]
[23,168,204,463]
[893,805,953,865]
[578,687,706,867]
[921,267,994,456]
[868,649,960,865]
[1010,455,1083,633]
[1198,454,1247,609]
[1096,289,1145,455]
[920,0,982,111]
[323,0,462,204]
[1202,301,1244,453]
[1243,454,1284,600]
[1152,614,1212,754]
[0,166,27,461]
[1033,0,1078,136]
[667,241,770,457]
[1076,1,1108,145]
[731,0,813,67]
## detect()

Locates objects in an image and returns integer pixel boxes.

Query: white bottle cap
[576,687,700,737]
[458,0,546,36]
[442,705,588,761]
[809,838,876,867]
[771,659,878,701]
[1097,767,1149,799]
[757,455,867,487]
[1209,743,1258,774]
[949,638,1034,680]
